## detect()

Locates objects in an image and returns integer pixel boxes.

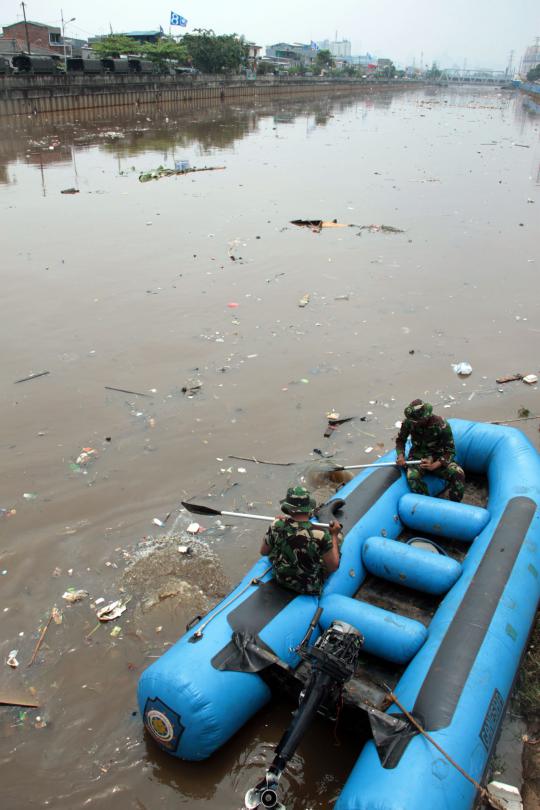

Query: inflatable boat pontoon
[137,419,540,809]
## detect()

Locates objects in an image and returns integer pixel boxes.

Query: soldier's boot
[406,467,428,496]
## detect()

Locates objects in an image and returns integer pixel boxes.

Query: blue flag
[310,41,319,51]
[170,11,188,27]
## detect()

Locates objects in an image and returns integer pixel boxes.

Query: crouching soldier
[395,399,465,502]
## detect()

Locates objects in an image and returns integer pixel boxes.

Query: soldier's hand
[420,459,441,472]
[329,520,341,535]
[396,454,407,468]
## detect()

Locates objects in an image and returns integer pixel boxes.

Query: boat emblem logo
[147,710,174,742]
[144,697,184,752]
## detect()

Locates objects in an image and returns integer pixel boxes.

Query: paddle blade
[181,501,220,517]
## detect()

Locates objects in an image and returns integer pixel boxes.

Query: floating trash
[62,589,88,603]
[97,601,127,622]
[451,362,473,377]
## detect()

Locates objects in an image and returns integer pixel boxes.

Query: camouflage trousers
[406,461,465,502]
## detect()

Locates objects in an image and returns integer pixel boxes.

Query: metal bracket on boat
[188,565,273,643]
[185,614,202,632]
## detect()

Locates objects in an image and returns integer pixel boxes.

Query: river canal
[0,85,539,809]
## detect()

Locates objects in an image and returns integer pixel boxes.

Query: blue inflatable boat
[137,419,540,809]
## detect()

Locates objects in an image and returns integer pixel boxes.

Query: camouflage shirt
[265,518,334,595]
[395,415,456,467]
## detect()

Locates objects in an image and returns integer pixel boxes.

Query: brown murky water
[1,86,539,809]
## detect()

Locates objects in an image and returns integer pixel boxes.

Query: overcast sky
[3,0,539,70]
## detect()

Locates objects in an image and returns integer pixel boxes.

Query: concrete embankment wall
[0,74,411,117]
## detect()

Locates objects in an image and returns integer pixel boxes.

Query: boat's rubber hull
[137,420,540,810]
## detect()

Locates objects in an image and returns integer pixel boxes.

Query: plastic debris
[187,522,201,534]
[486,781,523,810]
[451,362,473,376]
[60,188,79,195]
[324,415,355,437]
[6,650,19,668]
[152,518,164,527]
[110,626,122,638]
[177,545,190,554]
[359,224,404,233]
[97,600,127,622]
[291,219,347,232]
[51,607,63,625]
[23,493,37,501]
[298,294,311,308]
[227,302,239,308]
[174,159,190,171]
[75,448,97,466]
[523,375,538,385]
[62,589,88,603]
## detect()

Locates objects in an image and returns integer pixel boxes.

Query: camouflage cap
[404,399,433,421]
[280,486,316,515]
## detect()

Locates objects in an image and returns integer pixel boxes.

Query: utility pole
[20,2,31,54]
[506,49,514,77]
[61,9,76,67]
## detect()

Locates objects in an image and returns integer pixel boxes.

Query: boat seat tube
[398,493,490,542]
[319,594,427,664]
[362,535,463,595]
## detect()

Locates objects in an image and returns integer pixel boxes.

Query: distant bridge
[439,68,510,85]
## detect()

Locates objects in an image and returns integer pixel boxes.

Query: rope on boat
[387,690,507,810]
[189,565,273,642]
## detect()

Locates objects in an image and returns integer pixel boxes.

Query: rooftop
[3,20,60,31]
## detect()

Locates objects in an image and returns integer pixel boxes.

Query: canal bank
[0,74,415,117]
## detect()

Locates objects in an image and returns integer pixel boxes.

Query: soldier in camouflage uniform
[395,399,465,502]
[260,486,341,595]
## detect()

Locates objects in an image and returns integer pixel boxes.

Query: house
[0,20,63,56]
[265,42,317,68]
[0,20,86,57]
[247,42,262,68]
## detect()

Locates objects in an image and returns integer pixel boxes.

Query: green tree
[141,37,188,67]
[182,29,249,74]
[380,61,396,78]
[314,49,334,72]
[91,35,138,57]
[526,64,540,82]
[426,61,442,79]
[256,60,274,75]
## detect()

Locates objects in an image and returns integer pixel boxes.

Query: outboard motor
[244,620,364,810]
